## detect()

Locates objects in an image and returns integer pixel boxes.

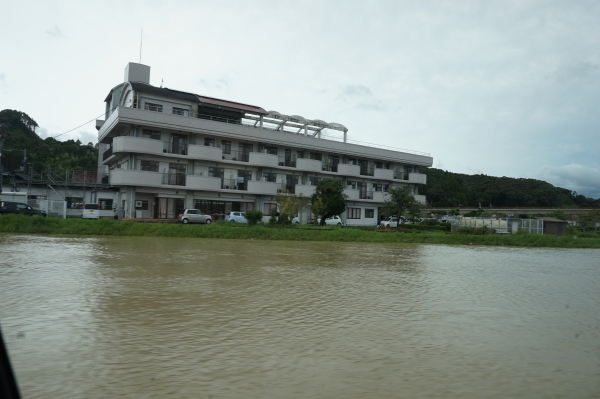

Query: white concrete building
[97,62,433,225]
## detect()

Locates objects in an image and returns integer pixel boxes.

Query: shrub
[245,209,264,226]
[457,226,490,235]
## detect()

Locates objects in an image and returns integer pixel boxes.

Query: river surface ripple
[1,234,599,398]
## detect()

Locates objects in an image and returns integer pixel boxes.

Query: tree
[245,209,264,226]
[311,179,347,226]
[382,187,421,222]
[575,210,600,232]
[275,192,310,224]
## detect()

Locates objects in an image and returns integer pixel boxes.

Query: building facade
[97,63,433,225]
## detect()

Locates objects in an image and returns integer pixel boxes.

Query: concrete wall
[110,169,162,186]
[186,175,222,191]
[374,168,394,180]
[113,136,163,156]
[338,164,360,177]
[296,185,316,197]
[248,180,277,195]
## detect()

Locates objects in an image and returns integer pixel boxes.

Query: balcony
[359,190,374,200]
[110,169,163,186]
[373,168,393,180]
[344,188,359,200]
[338,163,360,176]
[295,185,316,197]
[186,175,222,191]
[188,144,222,161]
[249,152,278,167]
[408,173,427,185]
[296,158,322,172]
[248,180,278,195]
[373,191,385,202]
[163,173,186,186]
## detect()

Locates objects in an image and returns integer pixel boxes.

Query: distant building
[96,62,433,224]
[535,217,568,236]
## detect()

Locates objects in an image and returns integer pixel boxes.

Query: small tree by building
[245,209,264,226]
[311,179,347,226]
[275,192,310,224]
[382,187,422,223]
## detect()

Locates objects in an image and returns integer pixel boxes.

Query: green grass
[1,215,599,248]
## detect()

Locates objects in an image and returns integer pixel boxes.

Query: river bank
[1,215,599,248]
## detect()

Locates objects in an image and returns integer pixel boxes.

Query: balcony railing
[277,156,296,167]
[278,183,296,194]
[359,190,374,200]
[163,173,186,186]
[221,149,250,162]
[221,178,248,191]
[163,141,188,156]
[102,146,113,161]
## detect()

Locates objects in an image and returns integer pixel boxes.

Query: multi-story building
[97,63,433,225]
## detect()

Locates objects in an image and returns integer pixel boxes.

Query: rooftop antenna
[160,78,163,88]
[139,28,143,63]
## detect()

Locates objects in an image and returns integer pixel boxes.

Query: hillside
[420,168,599,208]
[0,109,98,177]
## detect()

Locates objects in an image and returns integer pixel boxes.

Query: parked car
[225,211,247,223]
[82,203,100,219]
[379,216,407,228]
[0,201,46,216]
[316,215,344,226]
[178,209,212,224]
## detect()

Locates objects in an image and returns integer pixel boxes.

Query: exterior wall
[295,185,316,197]
[408,173,427,185]
[188,144,222,161]
[248,180,277,195]
[186,175,222,191]
[110,169,163,186]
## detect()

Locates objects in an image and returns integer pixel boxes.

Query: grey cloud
[553,62,600,85]
[46,26,66,38]
[357,102,385,111]
[537,163,600,198]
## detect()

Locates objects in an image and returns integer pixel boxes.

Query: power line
[51,111,108,139]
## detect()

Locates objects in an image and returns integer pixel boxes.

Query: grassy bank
[1,215,599,248]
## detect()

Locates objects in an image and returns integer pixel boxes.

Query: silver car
[178,209,212,224]
[224,211,247,223]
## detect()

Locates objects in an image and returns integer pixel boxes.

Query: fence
[451,217,544,234]
[32,200,67,218]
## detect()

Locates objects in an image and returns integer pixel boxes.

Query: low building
[96,62,433,225]
[535,217,569,236]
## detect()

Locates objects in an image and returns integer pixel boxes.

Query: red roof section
[197,95,267,115]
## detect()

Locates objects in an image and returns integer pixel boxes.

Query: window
[238,170,252,190]
[285,175,298,194]
[238,143,253,162]
[374,184,383,192]
[347,157,357,165]
[347,208,361,219]
[141,160,159,172]
[144,102,163,112]
[136,200,149,210]
[310,152,322,161]
[172,107,189,117]
[263,203,277,216]
[265,146,278,155]
[204,138,215,147]
[99,199,113,210]
[309,177,321,186]
[297,151,304,159]
[222,140,231,154]
[142,129,161,140]
[263,172,276,182]
[209,167,223,178]
[403,166,412,180]
[347,181,357,189]
[365,209,374,218]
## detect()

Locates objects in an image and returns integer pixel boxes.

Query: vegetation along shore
[1,215,599,249]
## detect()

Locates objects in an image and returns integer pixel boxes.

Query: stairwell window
[144,102,163,112]
[365,209,374,218]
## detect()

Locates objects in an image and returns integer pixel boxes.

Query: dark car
[0,201,47,216]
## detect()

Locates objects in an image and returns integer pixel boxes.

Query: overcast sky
[1,0,599,198]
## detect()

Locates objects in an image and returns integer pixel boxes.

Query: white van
[82,203,100,219]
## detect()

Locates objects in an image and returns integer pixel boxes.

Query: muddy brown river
[1,234,599,398]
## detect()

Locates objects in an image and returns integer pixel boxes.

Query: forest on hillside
[1,109,598,207]
[0,109,98,178]
[419,168,600,208]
